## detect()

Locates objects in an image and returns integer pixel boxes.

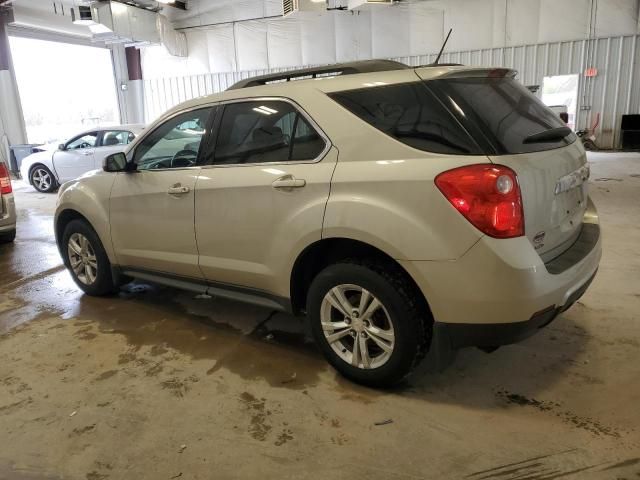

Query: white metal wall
[143,34,640,149]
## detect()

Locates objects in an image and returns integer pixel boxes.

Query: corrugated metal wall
[143,34,640,149]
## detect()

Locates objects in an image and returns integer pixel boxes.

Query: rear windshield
[329,77,576,156]
[329,82,483,155]
[429,76,577,154]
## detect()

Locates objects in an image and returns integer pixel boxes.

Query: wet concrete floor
[0,152,639,479]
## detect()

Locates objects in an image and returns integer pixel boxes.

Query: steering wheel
[171,149,198,168]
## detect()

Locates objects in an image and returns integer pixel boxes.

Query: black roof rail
[227,59,409,90]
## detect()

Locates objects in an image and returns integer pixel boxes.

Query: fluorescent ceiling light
[252,106,278,115]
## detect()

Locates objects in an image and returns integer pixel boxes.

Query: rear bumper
[400,197,601,348]
[0,193,17,231]
[433,268,597,349]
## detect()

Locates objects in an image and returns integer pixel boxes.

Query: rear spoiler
[415,67,518,80]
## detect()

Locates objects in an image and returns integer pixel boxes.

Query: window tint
[430,77,577,154]
[212,101,325,165]
[134,108,212,170]
[101,130,134,147]
[66,132,98,150]
[329,83,480,155]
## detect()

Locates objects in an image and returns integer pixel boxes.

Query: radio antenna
[434,28,453,65]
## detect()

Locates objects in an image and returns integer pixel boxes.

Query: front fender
[55,171,117,263]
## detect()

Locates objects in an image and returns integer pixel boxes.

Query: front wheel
[307,260,431,388]
[62,219,117,296]
[30,165,58,193]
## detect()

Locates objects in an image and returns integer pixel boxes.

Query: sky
[9,36,120,144]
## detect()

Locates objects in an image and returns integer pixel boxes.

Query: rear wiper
[523,126,572,144]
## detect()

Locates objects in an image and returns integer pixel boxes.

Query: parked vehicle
[54,60,601,387]
[20,125,145,193]
[0,159,16,243]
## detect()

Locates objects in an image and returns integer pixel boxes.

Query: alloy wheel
[67,233,98,285]
[320,284,395,369]
[32,168,52,192]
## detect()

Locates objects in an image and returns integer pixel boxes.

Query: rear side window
[430,77,577,154]
[212,101,326,165]
[329,83,482,155]
[101,130,134,147]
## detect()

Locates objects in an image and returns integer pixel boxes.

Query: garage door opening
[541,74,579,130]
[9,36,120,145]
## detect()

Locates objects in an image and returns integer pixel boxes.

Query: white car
[20,125,145,192]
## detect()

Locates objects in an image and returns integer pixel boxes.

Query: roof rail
[227,60,409,90]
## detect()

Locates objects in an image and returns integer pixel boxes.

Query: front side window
[101,130,135,147]
[212,101,326,165]
[66,132,98,150]
[329,83,481,155]
[134,108,212,170]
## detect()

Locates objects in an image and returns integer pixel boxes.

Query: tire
[582,140,599,151]
[307,260,432,388]
[62,219,117,296]
[0,229,16,244]
[29,165,58,193]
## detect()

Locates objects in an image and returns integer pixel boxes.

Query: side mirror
[103,152,128,172]
[58,143,66,151]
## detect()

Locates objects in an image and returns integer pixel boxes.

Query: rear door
[421,71,587,260]
[53,131,98,183]
[194,99,335,295]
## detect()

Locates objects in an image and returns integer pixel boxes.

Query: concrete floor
[0,152,639,480]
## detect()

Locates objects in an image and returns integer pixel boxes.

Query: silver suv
[55,61,601,387]
[0,159,16,243]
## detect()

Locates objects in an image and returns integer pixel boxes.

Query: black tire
[29,164,58,193]
[0,229,16,244]
[307,260,432,388]
[61,219,117,296]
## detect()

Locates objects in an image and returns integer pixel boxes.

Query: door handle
[167,185,190,195]
[80,151,92,156]
[272,175,306,190]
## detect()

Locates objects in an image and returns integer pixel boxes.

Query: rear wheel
[0,229,16,244]
[30,165,57,193]
[307,260,431,388]
[62,219,116,296]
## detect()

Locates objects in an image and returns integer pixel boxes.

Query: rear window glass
[329,83,482,155]
[430,76,577,154]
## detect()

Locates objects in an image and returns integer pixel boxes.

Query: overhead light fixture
[156,0,176,3]
[89,23,112,35]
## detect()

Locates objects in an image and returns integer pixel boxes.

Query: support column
[0,8,28,171]
[125,46,145,124]
[112,44,145,125]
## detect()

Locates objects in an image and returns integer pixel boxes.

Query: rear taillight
[0,162,12,195]
[435,164,524,239]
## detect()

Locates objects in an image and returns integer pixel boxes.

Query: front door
[53,131,98,183]
[195,99,335,296]
[110,107,214,279]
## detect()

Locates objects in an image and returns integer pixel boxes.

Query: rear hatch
[418,69,587,261]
